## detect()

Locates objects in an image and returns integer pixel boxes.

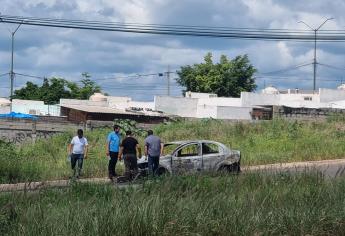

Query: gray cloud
[1,0,345,100]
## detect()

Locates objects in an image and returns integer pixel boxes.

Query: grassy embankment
[1,118,345,183]
[1,173,345,235]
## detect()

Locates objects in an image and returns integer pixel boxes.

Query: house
[60,93,168,123]
[154,86,345,120]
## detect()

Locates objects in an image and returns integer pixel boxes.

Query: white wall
[60,99,108,107]
[196,104,217,118]
[129,101,155,109]
[216,106,252,120]
[107,96,131,108]
[198,97,241,107]
[320,89,345,103]
[154,96,198,117]
[241,92,279,106]
[241,91,324,108]
[186,92,217,99]
[195,97,242,118]
[12,99,60,116]
[0,105,10,114]
[280,93,320,103]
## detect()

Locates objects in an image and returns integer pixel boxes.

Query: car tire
[230,163,241,174]
[156,167,168,176]
[219,163,240,174]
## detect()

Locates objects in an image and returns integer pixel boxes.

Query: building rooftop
[61,104,166,117]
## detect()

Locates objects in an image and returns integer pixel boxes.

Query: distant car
[137,140,241,176]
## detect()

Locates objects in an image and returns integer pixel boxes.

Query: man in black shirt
[118,130,141,180]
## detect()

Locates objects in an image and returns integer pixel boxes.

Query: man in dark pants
[68,129,88,179]
[118,130,141,180]
[106,125,121,180]
[144,130,164,176]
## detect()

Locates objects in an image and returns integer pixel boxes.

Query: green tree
[12,73,103,104]
[176,53,257,97]
[78,73,101,99]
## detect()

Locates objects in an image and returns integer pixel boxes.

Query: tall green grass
[1,119,345,184]
[1,173,345,235]
[155,119,345,165]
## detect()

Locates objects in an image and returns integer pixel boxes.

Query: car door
[202,142,224,171]
[171,142,202,174]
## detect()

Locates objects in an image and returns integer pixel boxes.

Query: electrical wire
[255,76,342,82]
[2,14,345,41]
[0,72,9,77]
[317,63,345,71]
[257,61,313,75]
[15,72,46,80]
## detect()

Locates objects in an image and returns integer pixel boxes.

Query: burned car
[137,140,241,176]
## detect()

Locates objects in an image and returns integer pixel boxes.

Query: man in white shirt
[68,129,88,179]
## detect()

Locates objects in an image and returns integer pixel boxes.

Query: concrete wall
[196,104,217,118]
[154,96,198,117]
[107,96,131,108]
[0,119,83,144]
[11,99,60,116]
[129,101,154,109]
[320,89,345,103]
[110,100,155,110]
[241,91,323,108]
[0,118,159,144]
[60,99,108,107]
[280,93,320,103]
[0,105,10,114]
[216,106,252,120]
[198,97,241,107]
[186,92,217,99]
[241,92,279,106]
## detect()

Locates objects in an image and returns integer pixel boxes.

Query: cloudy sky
[1,0,345,101]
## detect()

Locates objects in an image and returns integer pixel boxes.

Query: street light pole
[298,18,333,93]
[9,23,22,112]
[313,29,317,92]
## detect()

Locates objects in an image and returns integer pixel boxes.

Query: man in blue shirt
[106,125,121,179]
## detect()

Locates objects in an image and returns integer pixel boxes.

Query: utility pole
[9,23,22,112]
[298,18,333,93]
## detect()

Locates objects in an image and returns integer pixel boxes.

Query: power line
[255,75,342,82]
[0,72,9,77]
[317,63,345,71]
[2,14,345,41]
[15,72,46,80]
[1,14,313,33]
[91,73,162,82]
[257,61,313,75]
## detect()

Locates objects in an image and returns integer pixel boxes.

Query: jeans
[148,155,160,176]
[108,152,118,177]
[124,154,138,180]
[71,154,84,178]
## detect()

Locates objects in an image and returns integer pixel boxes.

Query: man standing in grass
[145,130,164,176]
[106,125,121,180]
[68,129,88,179]
[118,130,141,180]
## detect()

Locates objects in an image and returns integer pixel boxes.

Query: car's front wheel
[218,163,240,174]
[156,167,168,176]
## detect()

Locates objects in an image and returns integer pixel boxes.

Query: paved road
[1,159,345,192]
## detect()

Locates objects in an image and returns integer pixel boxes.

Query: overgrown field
[1,119,345,183]
[1,173,345,235]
